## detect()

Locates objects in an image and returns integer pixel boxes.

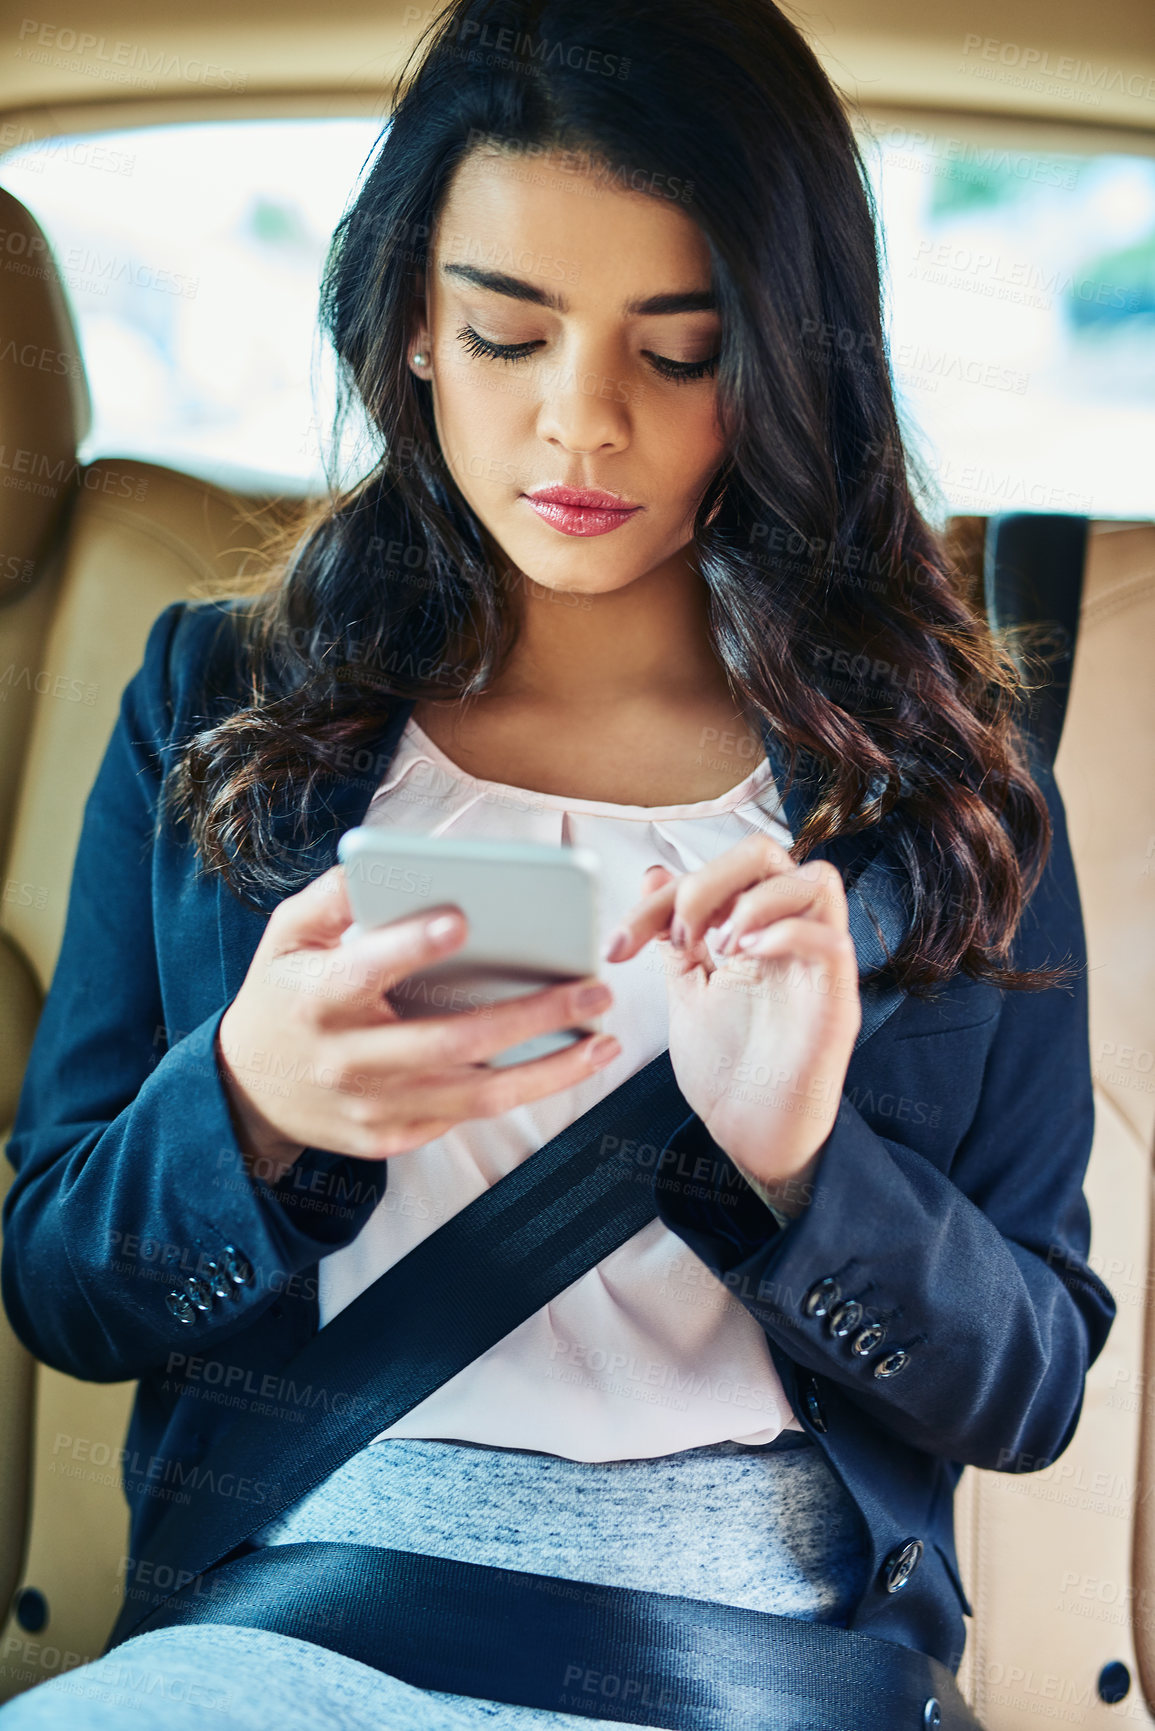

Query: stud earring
[412,352,427,368]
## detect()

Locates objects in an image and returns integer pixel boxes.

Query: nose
[533,336,633,455]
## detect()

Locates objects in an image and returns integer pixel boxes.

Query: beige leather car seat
[952,516,1155,1728]
[1,185,1154,1726]
[0,186,304,1699]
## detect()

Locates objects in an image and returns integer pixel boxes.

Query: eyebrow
[441,262,717,317]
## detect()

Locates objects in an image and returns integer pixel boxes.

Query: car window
[0,117,385,493]
[861,122,1155,523]
[1,116,1153,515]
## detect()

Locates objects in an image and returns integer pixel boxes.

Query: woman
[0,0,1116,1726]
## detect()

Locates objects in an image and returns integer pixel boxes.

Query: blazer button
[183,1275,213,1313]
[801,1376,827,1432]
[882,1537,923,1592]
[851,1323,886,1357]
[873,1348,911,1379]
[828,1299,863,1338]
[802,1276,841,1318]
[923,1699,942,1728]
[165,1290,197,1325]
[222,1246,254,1288]
[202,1259,233,1300]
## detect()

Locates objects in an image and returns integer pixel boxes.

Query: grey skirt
[0,1432,872,1730]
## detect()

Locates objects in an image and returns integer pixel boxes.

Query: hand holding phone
[214,844,619,1184]
[337,828,605,1068]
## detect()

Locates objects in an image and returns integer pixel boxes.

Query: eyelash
[455,324,720,382]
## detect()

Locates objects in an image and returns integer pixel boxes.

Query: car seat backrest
[953,518,1155,1728]
[0,187,306,1693]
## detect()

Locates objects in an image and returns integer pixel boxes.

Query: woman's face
[413,145,728,596]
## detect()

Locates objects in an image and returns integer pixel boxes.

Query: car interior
[0,0,1153,1723]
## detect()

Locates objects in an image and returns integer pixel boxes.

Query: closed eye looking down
[454,324,723,381]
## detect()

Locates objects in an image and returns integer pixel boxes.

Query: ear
[408,299,432,375]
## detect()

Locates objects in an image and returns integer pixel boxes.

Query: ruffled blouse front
[319,716,806,1459]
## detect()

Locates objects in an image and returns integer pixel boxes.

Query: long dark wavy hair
[164,0,1074,996]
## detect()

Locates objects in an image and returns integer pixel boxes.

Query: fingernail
[426,913,461,944]
[602,928,630,963]
[573,980,611,1014]
[669,916,689,951]
[738,928,779,953]
[586,1035,621,1066]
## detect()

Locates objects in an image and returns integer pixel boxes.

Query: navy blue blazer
[2,597,1117,1672]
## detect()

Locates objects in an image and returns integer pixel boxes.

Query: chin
[482,525,647,591]
[514,556,651,597]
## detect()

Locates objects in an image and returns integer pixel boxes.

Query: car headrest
[0,186,92,594]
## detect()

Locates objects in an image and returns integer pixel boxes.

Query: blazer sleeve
[653,754,1118,1472]
[1,600,383,1384]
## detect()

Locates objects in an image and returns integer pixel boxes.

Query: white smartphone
[335,828,603,1068]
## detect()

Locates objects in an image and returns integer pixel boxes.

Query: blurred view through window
[0,118,384,493]
[1,116,1153,516]
[862,120,1155,522]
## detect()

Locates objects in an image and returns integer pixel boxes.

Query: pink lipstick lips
[523,484,643,537]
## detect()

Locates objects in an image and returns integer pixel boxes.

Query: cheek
[431,363,529,495]
[641,378,725,453]
[644,396,728,505]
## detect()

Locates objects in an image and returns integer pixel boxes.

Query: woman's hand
[604,837,861,1217]
[215,863,620,1184]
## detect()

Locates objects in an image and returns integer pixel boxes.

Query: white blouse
[320,716,806,1459]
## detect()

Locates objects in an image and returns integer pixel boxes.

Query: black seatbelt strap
[133,1541,984,1731]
